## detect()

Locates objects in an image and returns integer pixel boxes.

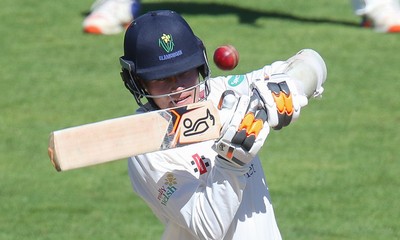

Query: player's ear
[139,77,147,87]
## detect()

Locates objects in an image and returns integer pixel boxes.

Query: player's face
[144,68,200,109]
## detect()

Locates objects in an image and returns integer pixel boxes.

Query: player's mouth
[173,95,191,105]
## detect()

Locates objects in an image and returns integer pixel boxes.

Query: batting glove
[213,91,270,167]
[251,73,308,130]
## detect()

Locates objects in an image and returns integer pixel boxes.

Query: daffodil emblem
[159,33,174,53]
[164,173,177,186]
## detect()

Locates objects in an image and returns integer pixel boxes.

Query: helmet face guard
[119,10,210,108]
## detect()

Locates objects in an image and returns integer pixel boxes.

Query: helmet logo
[159,34,175,53]
[158,33,183,61]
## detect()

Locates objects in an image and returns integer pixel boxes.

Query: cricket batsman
[119,10,327,239]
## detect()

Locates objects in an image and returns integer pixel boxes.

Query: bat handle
[48,134,61,172]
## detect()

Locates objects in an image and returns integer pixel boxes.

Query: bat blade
[48,100,221,172]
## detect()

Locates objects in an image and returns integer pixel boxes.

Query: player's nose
[170,76,186,90]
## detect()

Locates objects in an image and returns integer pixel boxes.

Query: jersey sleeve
[209,49,326,103]
[208,60,291,101]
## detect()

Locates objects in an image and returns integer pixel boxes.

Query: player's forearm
[266,49,327,98]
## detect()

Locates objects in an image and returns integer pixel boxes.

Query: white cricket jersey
[128,61,290,240]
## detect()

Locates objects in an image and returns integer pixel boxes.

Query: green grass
[1,0,399,239]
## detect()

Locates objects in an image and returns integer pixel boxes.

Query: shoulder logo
[228,75,245,87]
[159,33,174,53]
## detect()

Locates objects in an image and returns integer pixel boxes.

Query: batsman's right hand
[213,91,270,167]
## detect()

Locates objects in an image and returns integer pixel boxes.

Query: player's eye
[157,77,170,82]
[179,69,198,78]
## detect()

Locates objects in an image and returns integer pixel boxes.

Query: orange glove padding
[213,92,270,167]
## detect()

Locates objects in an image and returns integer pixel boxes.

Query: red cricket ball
[213,45,239,71]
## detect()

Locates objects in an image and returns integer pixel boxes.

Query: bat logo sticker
[182,109,216,137]
[160,101,221,147]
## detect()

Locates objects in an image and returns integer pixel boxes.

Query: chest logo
[191,154,210,175]
[228,75,245,87]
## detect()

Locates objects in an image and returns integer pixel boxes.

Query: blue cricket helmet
[121,10,209,81]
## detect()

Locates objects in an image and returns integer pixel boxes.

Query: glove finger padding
[251,73,308,130]
[267,81,293,130]
[213,92,270,167]
[232,108,267,151]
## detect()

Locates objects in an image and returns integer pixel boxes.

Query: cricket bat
[48,100,221,172]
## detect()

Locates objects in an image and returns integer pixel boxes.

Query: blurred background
[1,0,399,239]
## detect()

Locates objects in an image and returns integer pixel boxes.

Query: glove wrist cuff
[216,155,249,169]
